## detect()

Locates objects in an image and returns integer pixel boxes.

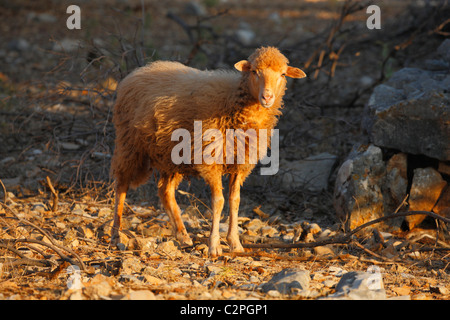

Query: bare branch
[244,211,450,249]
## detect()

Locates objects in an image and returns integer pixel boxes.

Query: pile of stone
[333,39,450,231]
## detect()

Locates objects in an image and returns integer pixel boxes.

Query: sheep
[110,46,306,257]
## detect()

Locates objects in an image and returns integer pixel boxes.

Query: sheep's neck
[225,78,282,132]
[231,77,257,110]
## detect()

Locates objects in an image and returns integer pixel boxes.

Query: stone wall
[333,40,450,231]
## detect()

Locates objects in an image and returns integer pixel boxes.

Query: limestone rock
[385,153,408,206]
[279,152,337,192]
[260,269,310,294]
[184,1,207,16]
[333,144,386,230]
[125,290,156,300]
[83,274,116,298]
[52,38,81,53]
[326,270,387,300]
[432,186,450,217]
[436,39,450,63]
[438,161,450,176]
[363,67,450,161]
[235,22,255,46]
[406,167,447,229]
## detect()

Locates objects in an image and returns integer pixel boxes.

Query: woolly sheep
[110,46,306,257]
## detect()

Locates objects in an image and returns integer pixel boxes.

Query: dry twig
[0,179,7,204]
[243,211,450,251]
[46,176,59,212]
[0,202,87,272]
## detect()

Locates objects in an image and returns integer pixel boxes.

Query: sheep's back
[114,60,241,175]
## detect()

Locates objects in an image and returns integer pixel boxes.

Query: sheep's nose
[262,92,273,102]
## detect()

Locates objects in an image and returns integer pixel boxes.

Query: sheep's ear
[234,60,251,72]
[286,66,306,78]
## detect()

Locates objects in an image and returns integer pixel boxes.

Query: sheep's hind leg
[228,174,244,253]
[111,180,129,246]
[158,173,193,247]
[206,176,225,257]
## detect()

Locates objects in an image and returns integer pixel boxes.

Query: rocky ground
[0,0,449,301]
[0,194,449,301]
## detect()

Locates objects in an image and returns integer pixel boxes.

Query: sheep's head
[235,47,306,108]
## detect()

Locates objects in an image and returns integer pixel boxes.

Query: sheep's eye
[281,73,286,77]
[251,70,257,74]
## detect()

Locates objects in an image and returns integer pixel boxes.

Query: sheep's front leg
[228,174,244,253]
[208,178,225,257]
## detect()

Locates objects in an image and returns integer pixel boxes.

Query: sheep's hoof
[230,243,245,253]
[208,247,222,258]
[208,243,223,258]
[227,236,244,253]
[110,230,128,249]
[177,233,193,248]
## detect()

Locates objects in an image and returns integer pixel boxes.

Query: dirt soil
[0,0,449,301]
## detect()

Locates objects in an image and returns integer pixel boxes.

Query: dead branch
[432,18,450,36]
[304,0,371,77]
[0,202,87,271]
[0,243,55,269]
[46,176,59,212]
[243,211,450,250]
[0,257,53,269]
[0,238,82,271]
[0,179,7,204]
[167,11,194,43]
[351,240,393,262]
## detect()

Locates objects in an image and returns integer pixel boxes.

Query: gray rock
[184,1,207,16]
[268,12,281,24]
[278,152,337,192]
[0,156,15,165]
[437,39,450,63]
[260,269,310,294]
[7,38,30,51]
[366,84,405,109]
[363,67,450,161]
[121,257,145,274]
[328,266,345,277]
[235,29,255,46]
[1,177,20,188]
[206,265,223,277]
[333,144,386,230]
[31,202,47,214]
[385,153,408,206]
[52,38,81,53]
[336,42,450,231]
[27,12,57,23]
[156,240,182,257]
[425,59,450,71]
[325,271,386,300]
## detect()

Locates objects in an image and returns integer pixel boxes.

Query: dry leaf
[392,285,411,296]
